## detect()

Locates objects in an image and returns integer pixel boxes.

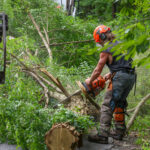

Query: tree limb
[38,74,63,94]
[11,53,64,102]
[40,68,70,97]
[127,107,136,113]
[56,78,70,97]
[22,68,63,94]
[126,93,150,132]
[41,39,94,47]
[43,27,50,45]
[53,90,81,108]
[28,12,52,60]
[11,53,31,71]
[23,70,50,108]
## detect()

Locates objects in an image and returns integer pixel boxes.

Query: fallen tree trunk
[45,123,80,150]
[127,93,150,131]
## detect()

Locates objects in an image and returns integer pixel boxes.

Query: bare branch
[43,27,50,45]
[56,78,70,97]
[38,73,63,94]
[28,12,52,60]
[40,68,70,97]
[127,93,150,131]
[11,53,63,98]
[11,53,31,70]
[24,70,50,108]
[53,90,81,108]
[127,107,136,113]
[41,39,94,47]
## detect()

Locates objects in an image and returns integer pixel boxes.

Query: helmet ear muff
[96,29,107,41]
[100,33,107,41]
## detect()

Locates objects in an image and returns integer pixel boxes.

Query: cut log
[45,123,80,150]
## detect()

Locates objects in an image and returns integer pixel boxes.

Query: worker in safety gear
[86,25,136,144]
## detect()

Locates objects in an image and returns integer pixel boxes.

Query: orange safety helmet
[93,25,111,43]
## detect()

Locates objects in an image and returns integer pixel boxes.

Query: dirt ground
[77,135,141,150]
[77,129,141,150]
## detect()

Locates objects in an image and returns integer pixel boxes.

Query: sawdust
[65,95,100,121]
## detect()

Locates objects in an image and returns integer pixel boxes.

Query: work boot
[110,130,125,140]
[88,134,108,144]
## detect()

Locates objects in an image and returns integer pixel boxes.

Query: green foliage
[0,0,98,67]
[0,0,150,149]
[0,59,95,149]
[51,105,95,133]
[78,0,113,21]
[131,115,150,149]
[0,97,94,150]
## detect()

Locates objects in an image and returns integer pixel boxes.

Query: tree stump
[45,123,80,150]
[65,94,100,121]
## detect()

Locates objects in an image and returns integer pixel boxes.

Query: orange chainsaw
[77,76,106,98]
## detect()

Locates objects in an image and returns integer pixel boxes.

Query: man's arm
[85,52,109,85]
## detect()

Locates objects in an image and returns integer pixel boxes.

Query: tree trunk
[66,0,70,11]
[112,2,117,18]
[45,123,80,150]
[66,0,75,16]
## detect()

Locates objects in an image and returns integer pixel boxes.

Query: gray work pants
[99,71,136,136]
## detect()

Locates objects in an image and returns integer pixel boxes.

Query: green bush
[0,99,94,150]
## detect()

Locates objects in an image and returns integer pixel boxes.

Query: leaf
[125,28,130,34]
[136,22,145,32]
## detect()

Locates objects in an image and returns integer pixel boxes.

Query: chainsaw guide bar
[76,81,88,98]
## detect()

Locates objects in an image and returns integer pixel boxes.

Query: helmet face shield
[93,25,111,43]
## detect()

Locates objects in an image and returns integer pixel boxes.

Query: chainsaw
[77,76,106,98]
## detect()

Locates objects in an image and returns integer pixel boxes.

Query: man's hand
[104,73,111,81]
[85,78,91,86]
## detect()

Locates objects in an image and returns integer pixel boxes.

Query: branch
[47,28,82,33]
[22,68,63,94]
[11,53,64,99]
[41,39,94,47]
[11,53,32,71]
[48,91,65,101]
[24,70,50,108]
[56,78,70,97]
[28,12,52,60]
[53,90,81,108]
[43,27,50,45]
[38,74,63,94]
[126,93,150,132]
[127,107,136,113]
[40,68,70,97]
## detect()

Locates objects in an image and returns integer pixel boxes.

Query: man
[85,25,136,144]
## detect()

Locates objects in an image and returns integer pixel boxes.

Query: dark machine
[0,13,8,84]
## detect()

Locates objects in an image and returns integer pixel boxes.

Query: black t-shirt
[102,41,134,73]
